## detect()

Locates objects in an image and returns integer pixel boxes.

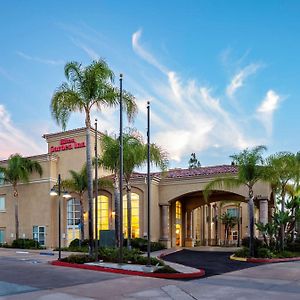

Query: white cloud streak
[226,63,261,98]
[69,38,100,60]
[16,51,64,65]
[132,30,262,161]
[0,104,44,159]
[256,90,281,136]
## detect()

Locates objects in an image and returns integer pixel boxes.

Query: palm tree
[204,146,267,257]
[123,130,168,249]
[0,154,42,240]
[265,152,298,250]
[62,166,88,242]
[97,134,121,246]
[62,165,113,243]
[51,60,137,254]
[220,212,237,246]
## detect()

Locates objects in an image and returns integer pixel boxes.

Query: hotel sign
[50,138,86,153]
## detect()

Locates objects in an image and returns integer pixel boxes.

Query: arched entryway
[169,190,253,247]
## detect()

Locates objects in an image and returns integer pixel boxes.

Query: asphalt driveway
[163,249,263,277]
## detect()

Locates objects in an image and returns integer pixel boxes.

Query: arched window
[94,195,109,237]
[175,201,181,246]
[123,193,140,238]
[67,198,81,244]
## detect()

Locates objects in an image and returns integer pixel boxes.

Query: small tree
[220,212,237,245]
[0,154,42,240]
[204,145,267,257]
[188,153,201,169]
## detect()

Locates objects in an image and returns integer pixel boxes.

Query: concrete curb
[230,254,300,263]
[51,260,205,279]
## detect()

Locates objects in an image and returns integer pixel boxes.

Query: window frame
[0,196,5,212]
[33,225,46,246]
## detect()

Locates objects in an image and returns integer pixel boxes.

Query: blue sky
[0,0,300,168]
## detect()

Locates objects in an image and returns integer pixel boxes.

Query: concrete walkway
[1,260,300,299]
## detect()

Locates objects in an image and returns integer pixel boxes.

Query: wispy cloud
[0,104,44,159]
[69,37,100,60]
[226,63,261,98]
[256,90,281,136]
[132,29,169,74]
[16,51,64,65]
[131,30,263,161]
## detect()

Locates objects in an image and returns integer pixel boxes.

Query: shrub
[241,237,263,249]
[124,238,166,252]
[69,238,89,248]
[61,254,95,264]
[97,247,164,266]
[275,251,295,258]
[154,265,178,273]
[257,248,274,258]
[234,247,250,258]
[286,240,300,252]
[11,239,41,249]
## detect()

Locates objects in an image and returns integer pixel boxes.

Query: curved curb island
[51,260,205,279]
[230,254,300,263]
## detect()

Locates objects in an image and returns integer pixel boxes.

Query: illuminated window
[176,201,181,221]
[123,193,140,238]
[175,201,181,246]
[67,198,81,244]
[94,195,109,234]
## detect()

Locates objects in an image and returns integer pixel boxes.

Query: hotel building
[0,127,272,248]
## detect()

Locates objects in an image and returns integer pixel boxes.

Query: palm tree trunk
[280,189,285,251]
[114,173,120,247]
[79,195,84,242]
[14,187,19,240]
[85,122,94,256]
[126,182,132,249]
[248,189,255,257]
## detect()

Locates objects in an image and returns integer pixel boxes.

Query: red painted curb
[247,256,300,263]
[51,261,205,279]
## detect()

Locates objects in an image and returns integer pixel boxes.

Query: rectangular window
[0,196,5,211]
[0,228,5,244]
[33,226,45,246]
[227,208,238,217]
[0,172,4,185]
[232,231,238,241]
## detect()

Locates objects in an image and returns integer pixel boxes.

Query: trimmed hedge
[11,239,41,249]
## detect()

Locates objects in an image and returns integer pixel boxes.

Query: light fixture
[62,191,72,199]
[50,188,58,196]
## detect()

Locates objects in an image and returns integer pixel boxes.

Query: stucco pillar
[185,209,194,247]
[207,204,212,246]
[202,205,207,245]
[259,197,268,225]
[159,205,171,248]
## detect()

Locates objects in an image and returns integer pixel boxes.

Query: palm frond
[203,177,245,200]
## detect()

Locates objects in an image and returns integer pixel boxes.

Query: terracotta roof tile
[129,165,237,180]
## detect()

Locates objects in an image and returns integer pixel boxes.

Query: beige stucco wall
[0,127,272,249]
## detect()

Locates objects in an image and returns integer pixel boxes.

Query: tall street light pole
[147,101,151,266]
[119,74,124,263]
[50,174,71,261]
[94,119,99,260]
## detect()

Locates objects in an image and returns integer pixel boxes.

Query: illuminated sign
[50,138,86,153]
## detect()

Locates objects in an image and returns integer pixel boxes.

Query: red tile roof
[129,165,238,180]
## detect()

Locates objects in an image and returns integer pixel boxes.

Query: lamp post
[147,101,151,266]
[50,174,71,260]
[119,73,124,263]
